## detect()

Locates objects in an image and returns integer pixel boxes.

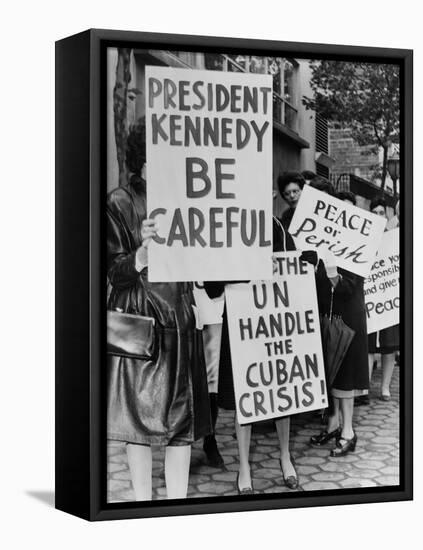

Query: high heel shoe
[310,427,341,447]
[379,393,391,402]
[279,457,299,490]
[330,433,357,457]
[236,472,254,495]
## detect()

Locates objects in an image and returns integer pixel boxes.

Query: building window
[171,51,203,68]
[203,53,299,132]
[315,113,329,155]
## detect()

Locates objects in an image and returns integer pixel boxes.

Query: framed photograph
[55,29,413,521]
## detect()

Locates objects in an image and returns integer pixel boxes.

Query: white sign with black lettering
[364,228,399,334]
[225,252,327,425]
[146,66,273,282]
[289,186,386,277]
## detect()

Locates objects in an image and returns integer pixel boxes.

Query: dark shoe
[379,394,391,402]
[355,395,370,407]
[330,433,357,457]
[236,472,254,495]
[279,458,298,490]
[203,434,224,467]
[310,427,341,447]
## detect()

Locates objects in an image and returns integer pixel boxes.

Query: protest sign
[289,186,386,277]
[145,66,273,282]
[225,252,327,425]
[364,227,399,334]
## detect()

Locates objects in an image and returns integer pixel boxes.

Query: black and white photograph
[105,46,403,503]
[3,0,421,546]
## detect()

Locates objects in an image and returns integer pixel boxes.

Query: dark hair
[302,170,316,181]
[336,190,357,205]
[277,171,305,195]
[309,176,335,196]
[370,196,387,213]
[126,118,146,175]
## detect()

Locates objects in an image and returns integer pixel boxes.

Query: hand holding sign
[140,218,159,248]
[135,219,159,270]
[322,250,339,279]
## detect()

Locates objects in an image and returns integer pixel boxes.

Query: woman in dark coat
[107,121,210,500]
[310,189,369,457]
[205,216,299,493]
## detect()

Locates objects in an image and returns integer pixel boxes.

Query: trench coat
[107,176,211,445]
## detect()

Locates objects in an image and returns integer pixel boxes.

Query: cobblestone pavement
[108,366,399,502]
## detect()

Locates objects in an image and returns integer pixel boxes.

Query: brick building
[329,128,398,216]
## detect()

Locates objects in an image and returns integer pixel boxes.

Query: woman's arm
[107,188,158,289]
[107,207,141,289]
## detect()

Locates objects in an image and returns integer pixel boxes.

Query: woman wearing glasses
[278,172,306,229]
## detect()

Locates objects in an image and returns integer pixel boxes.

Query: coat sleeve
[334,269,362,298]
[203,281,225,299]
[203,280,250,299]
[107,197,142,290]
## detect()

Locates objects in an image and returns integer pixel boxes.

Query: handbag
[107,309,157,360]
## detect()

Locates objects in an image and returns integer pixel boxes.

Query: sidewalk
[107,365,399,502]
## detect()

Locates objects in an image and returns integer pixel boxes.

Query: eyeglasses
[282,189,301,198]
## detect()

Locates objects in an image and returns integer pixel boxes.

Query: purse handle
[273,216,287,252]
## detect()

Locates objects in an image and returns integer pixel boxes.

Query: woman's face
[372,204,386,218]
[282,182,302,208]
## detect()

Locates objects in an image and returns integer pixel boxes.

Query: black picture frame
[55,28,413,521]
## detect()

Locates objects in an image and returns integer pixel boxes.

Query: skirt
[368,325,400,354]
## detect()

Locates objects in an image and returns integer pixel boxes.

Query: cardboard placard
[289,186,386,277]
[225,252,327,425]
[364,227,400,334]
[146,66,273,282]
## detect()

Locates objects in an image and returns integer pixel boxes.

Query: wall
[298,59,317,172]
[330,128,396,194]
[272,131,304,217]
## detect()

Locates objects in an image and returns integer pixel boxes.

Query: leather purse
[107,310,157,360]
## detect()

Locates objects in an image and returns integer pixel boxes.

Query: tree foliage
[113,48,132,187]
[303,61,400,190]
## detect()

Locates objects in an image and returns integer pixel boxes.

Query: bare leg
[275,416,295,478]
[381,352,396,397]
[235,416,252,489]
[327,397,341,433]
[368,353,375,384]
[164,445,191,499]
[126,443,152,501]
[339,397,354,440]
